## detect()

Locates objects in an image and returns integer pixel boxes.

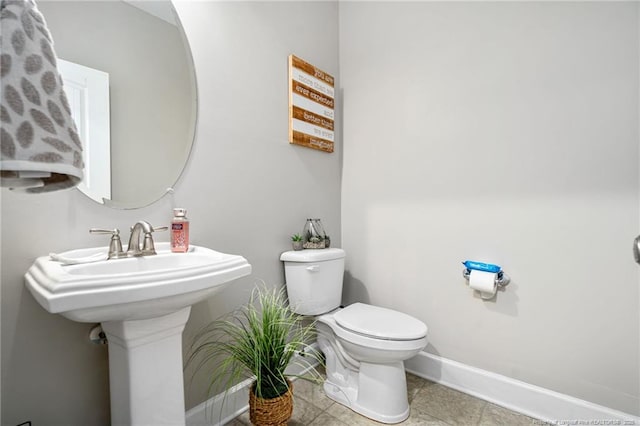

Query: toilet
[280,248,428,424]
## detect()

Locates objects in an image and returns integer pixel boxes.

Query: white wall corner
[405,351,640,425]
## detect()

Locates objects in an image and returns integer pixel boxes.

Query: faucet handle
[140,225,168,255]
[142,233,156,255]
[89,228,119,234]
[89,228,126,259]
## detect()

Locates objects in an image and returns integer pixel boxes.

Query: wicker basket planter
[249,380,293,426]
[186,287,321,426]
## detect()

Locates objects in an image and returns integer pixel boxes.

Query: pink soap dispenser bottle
[171,208,189,253]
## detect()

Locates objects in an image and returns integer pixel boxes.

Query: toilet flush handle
[306,265,320,272]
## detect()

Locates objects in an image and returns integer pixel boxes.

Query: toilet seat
[334,303,427,341]
[318,304,427,352]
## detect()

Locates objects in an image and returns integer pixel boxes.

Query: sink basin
[25,241,251,425]
[25,242,252,322]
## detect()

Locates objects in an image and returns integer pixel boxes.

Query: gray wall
[0,1,340,424]
[3,1,639,424]
[339,1,639,415]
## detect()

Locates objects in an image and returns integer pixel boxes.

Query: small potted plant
[291,234,304,251]
[186,286,322,425]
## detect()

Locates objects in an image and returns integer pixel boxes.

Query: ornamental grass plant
[186,285,322,403]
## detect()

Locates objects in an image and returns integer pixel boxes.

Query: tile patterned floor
[227,371,541,425]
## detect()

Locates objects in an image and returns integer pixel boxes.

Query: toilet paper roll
[469,269,497,299]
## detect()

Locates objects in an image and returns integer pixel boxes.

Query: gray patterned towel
[1,0,84,192]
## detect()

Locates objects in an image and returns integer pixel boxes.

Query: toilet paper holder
[462,268,510,288]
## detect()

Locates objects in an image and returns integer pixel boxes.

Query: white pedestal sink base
[102,307,191,426]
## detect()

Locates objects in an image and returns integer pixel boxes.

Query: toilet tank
[280,248,345,315]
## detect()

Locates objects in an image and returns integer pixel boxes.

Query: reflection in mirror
[37,1,197,208]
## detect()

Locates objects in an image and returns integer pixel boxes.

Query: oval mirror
[37,0,197,209]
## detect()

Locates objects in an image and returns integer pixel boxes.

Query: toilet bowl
[316,303,427,423]
[280,249,428,424]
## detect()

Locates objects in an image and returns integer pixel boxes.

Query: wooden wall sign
[288,55,335,153]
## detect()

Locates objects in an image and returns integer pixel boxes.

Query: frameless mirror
[37,1,197,209]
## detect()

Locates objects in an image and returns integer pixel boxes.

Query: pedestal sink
[25,242,251,425]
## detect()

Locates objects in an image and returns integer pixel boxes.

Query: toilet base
[323,360,411,424]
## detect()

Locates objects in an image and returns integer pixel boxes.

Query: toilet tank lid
[280,248,345,262]
[334,303,428,340]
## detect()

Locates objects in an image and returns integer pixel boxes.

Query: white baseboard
[185,344,320,426]
[186,347,639,425]
[186,376,253,426]
[405,351,640,424]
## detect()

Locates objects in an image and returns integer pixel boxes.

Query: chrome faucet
[127,221,167,257]
[90,221,168,259]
